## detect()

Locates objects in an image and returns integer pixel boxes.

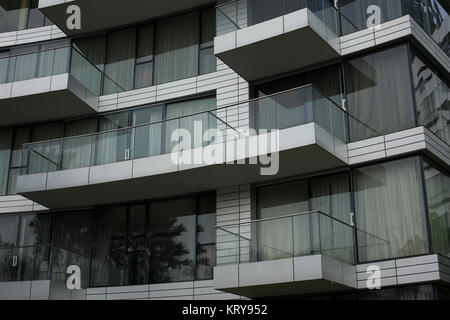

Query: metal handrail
[22,83,346,147]
[215,210,354,229]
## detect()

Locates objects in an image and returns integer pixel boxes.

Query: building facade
[0,0,448,300]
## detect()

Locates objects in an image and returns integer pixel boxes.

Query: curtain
[257,180,310,261]
[165,97,216,154]
[135,25,154,89]
[310,174,354,264]
[10,45,38,82]
[354,157,429,262]
[346,45,416,142]
[0,51,8,84]
[95,113,129,166]
[51,211,92,287]
[104,29,136,94]
[154,13,199,85]
[0,128,12,196]
[62,118,97,170]
[132,105,163,159]
[91,206,127,287]
[423,161,449,257]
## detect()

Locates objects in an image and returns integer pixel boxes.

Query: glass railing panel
[60,135,95,171]
[216,0,345,38]
[70,48,102,96]
[92,128,130,166]
[256,217,294,261]
[216,212,355,266]
[20,84,351,176]
[216,1,241,36]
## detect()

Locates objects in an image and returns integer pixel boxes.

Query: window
[405,0,449,55]
[91,193,216,287]
[422,160,449,257]
[0,0,53,33]
[74,7,216,94]
[255,174,352,262]
[345,45,416,142]
[353,157,429,262]
[104,28,137,94]
[410,48,449,143]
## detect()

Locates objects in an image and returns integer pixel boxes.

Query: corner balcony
[214,211,357,297]
[38,0,214,36]
[215,0,340,81]
[16,84,349,209]
[0,46,123,126]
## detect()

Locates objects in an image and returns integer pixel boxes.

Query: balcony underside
[215,9,340,81]
[0,74,98,126]
[214,255,357,298]
[17,123,348,209]
[39,0,214,36]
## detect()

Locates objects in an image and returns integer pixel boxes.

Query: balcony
[0,45,123,126]
[0,245,88,300]
[38,0,214,36]
[214,211,357,297]
[215,0,341,81]
[16,84,349,209]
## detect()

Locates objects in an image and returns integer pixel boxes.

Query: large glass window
[410,48,449,143]
[422,160,449,257]
[255,174,352,261]
[405,0,449,56]
[354,157,429,262]
[154,13,199,85]
[0,0,53,33]
[345,45,416,142]
[90,193,216,287]
[74,7,216,94]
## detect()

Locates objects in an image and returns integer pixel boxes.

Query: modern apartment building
[0,0,448,300]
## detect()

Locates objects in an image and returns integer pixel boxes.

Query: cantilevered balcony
[215,0,341,81]
[0,45,123,126]
[38,0,214,36]
[214,211,358,297]
[16,84,350,209]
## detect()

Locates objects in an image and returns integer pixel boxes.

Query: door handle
[12,255,18,267]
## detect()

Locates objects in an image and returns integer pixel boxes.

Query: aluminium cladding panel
[356,254,450,289]
[15,123,348,209]
[0,280,51,300]
[214,8,340,81]
[0,73,99,126]
[213,254,357,298]
[38,0,215,36]
[0,25,65,48]
[347,126,450,168]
